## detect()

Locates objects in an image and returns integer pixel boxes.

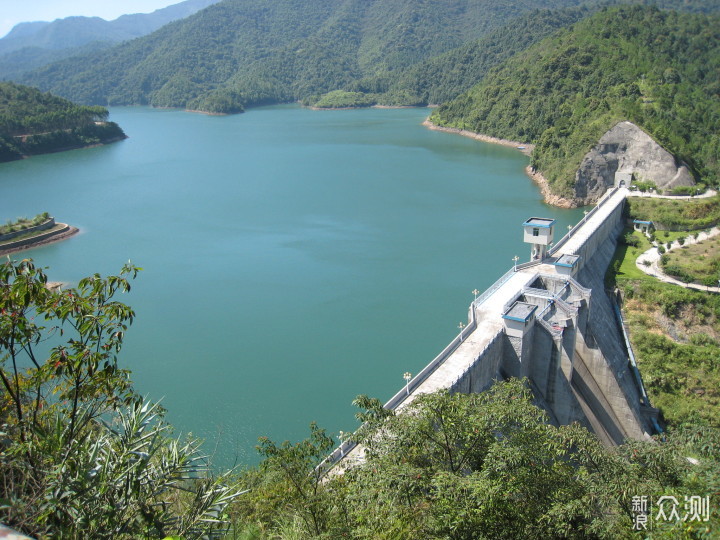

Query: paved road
[627,189,717,200]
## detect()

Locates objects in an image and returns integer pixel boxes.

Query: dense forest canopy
[430,6,720,196]
[0,81,125,161]
[18,0,592,113]
[13,0,720,115]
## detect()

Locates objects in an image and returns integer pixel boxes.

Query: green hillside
[430,6,720,198]
[0,82,125,162]
[301,5,595,108]
[377,7,592,106]
[19,0,588,113]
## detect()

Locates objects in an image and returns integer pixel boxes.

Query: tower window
[533,228,539,236]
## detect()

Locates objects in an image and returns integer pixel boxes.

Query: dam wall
[329,187,657,469]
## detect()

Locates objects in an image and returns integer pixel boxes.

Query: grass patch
[605,229,655,287]
[0,212,50,236]
[626,195,720,231]
[620,281,720,427]
[660,234,720,286]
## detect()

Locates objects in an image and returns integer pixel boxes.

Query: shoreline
[421,119,534,156]
[0,225,80,257]
[422,118,578,208]
[524,166,578,209]
[1,136,128,164]
[307,103,435,111]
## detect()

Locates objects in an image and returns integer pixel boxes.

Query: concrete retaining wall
[0,218,55,242]
[574,225,651,440]
[573,202,625,269]
[0,223,71,254]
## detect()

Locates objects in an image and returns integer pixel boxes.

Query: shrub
[664,264,693,283]
[635,181,657,193]
[670,186,696,196]
[0,259,244,538]
[623,232,641,247]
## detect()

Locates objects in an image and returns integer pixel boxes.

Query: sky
[0,1,181,39]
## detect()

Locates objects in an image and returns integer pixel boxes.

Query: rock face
[573,121,694,205]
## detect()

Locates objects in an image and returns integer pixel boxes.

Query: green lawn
[605,229,655,287]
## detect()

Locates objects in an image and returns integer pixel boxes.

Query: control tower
[522,217,556,261]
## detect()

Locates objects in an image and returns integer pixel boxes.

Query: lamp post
[338,431,345,457]
[458,321,466,342]
[403,372,412,395]
[512,255,519,271]
[472,288,479,302]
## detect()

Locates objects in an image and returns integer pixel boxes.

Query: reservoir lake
[0,105,584,468]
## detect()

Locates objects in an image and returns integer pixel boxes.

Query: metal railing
[610,295,650,406]
[472,259,542,311]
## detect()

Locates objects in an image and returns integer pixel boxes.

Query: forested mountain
[0,42,116,82]
[0,0,220,79]
[18,0,589,113]
[0,0,220,53]
[430,6,720,198]
[0,82,125,162]
[334,6,596,108]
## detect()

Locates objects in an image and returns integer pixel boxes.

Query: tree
[232,379,719,537]
[0,258,244,539]
[252,422,336,537]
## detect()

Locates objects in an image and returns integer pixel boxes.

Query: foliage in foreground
[0,259,243,539]
[3,255,717,538]
[233,381,719,539]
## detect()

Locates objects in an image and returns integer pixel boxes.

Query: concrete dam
[331,185,660,467]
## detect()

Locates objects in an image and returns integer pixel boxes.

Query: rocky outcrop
[573,121,694,205]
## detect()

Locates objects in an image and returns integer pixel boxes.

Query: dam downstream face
[0,105,584,467]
